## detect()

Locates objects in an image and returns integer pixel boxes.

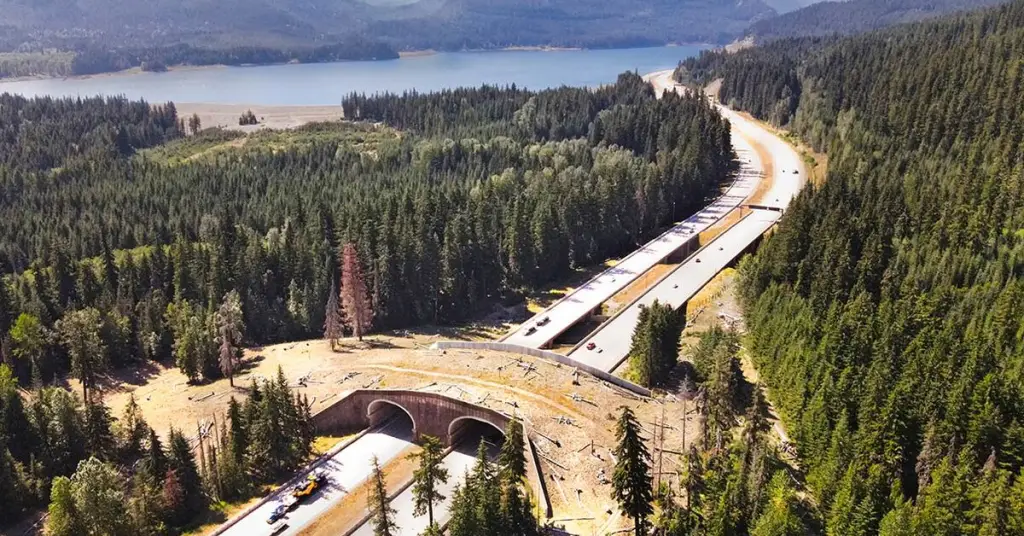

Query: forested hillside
[0,72,734,390]
[0,0,775,77]
[744,0,1007,41]
[686,1,1024,533]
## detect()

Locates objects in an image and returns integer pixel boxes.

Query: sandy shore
[174,103,344,131]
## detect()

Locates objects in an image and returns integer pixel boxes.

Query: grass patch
[242,121,398,152]
[180,497,261,536]
[139,128,245,165]
[312,434,352,455]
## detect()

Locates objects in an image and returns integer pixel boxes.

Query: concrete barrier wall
[431,341,651,397]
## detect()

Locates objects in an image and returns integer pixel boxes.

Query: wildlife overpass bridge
[313,389,512,445]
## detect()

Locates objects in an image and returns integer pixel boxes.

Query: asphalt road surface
[502,115,766,349]
[567,209,781,372]
[565,73,808,373]
[349,435,500,536]
[219,418,415,536]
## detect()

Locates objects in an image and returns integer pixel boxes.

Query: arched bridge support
[312,389,511,445]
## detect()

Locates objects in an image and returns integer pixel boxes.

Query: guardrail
[431,341,651,397]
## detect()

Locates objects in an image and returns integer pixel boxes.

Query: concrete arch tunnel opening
[367,399,417,440]
[448,416,506,458]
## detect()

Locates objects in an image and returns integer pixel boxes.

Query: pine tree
[627,300,683,387]
[749,472,807,536]
[215,290,244,386]
[323,279,343,350]
[226,397,247,466]
[368,455,398,536]
[409,435,449,528]
[137,427,167,484]
[612,406,654,536]
[341,243,373,341]
[447,478,479,536]
[116,394,149,463]
[498,420,527,483]
[166,428,204,524]
[83,402,115,460]
[56,308,107,402]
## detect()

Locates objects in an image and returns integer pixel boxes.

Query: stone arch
[367,399,417,436]
[447,415,505,446]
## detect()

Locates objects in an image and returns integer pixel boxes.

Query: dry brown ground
[78,331,695,536]
[174,103,344,132]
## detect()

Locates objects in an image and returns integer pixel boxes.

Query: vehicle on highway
[538,316,551,326]
[696,258,701,263]
[792,169,799,174]
[526,326,537,335]
[291,471,327,503]
[586,342,596,351]
[267,504,288,524]
[269,522,289,536]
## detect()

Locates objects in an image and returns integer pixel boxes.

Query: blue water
[0,46,704,105]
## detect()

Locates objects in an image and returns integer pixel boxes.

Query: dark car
[526,326,537,335]
[267,504,288,524]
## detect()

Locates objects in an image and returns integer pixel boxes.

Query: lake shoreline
[0,43,714,84]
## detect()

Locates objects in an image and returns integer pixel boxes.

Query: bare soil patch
[175,103,344,132]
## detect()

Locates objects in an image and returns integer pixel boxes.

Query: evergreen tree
[341,243,373,341]
[82,402,116,460]
[612,406,654,536]
[368,455,398,536]
[116,394,149,462]
[215,290,244,386]
[627,300,684,388]
[323,279,343,350]
[165,428,204,524]
[749,472,807,536]
[409,434,449,528]
[55,308,107,402]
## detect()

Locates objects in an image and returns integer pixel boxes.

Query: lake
[0,46,704,105]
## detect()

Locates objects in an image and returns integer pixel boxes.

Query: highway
[566,208,781,371]
[502,112,766,349]
[349,436,499,536]
[562,70,808,373]
[218,418,415,536]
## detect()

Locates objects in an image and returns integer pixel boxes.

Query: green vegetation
[0,51,74,79]
[0,0,773,77]
[745,0,1006,42]
[0,363,314,530]
[627,300,685,388]
[447,421,540,536]
[0,74,734,389]
[616,328,813,536]
[683,0,1024,532]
